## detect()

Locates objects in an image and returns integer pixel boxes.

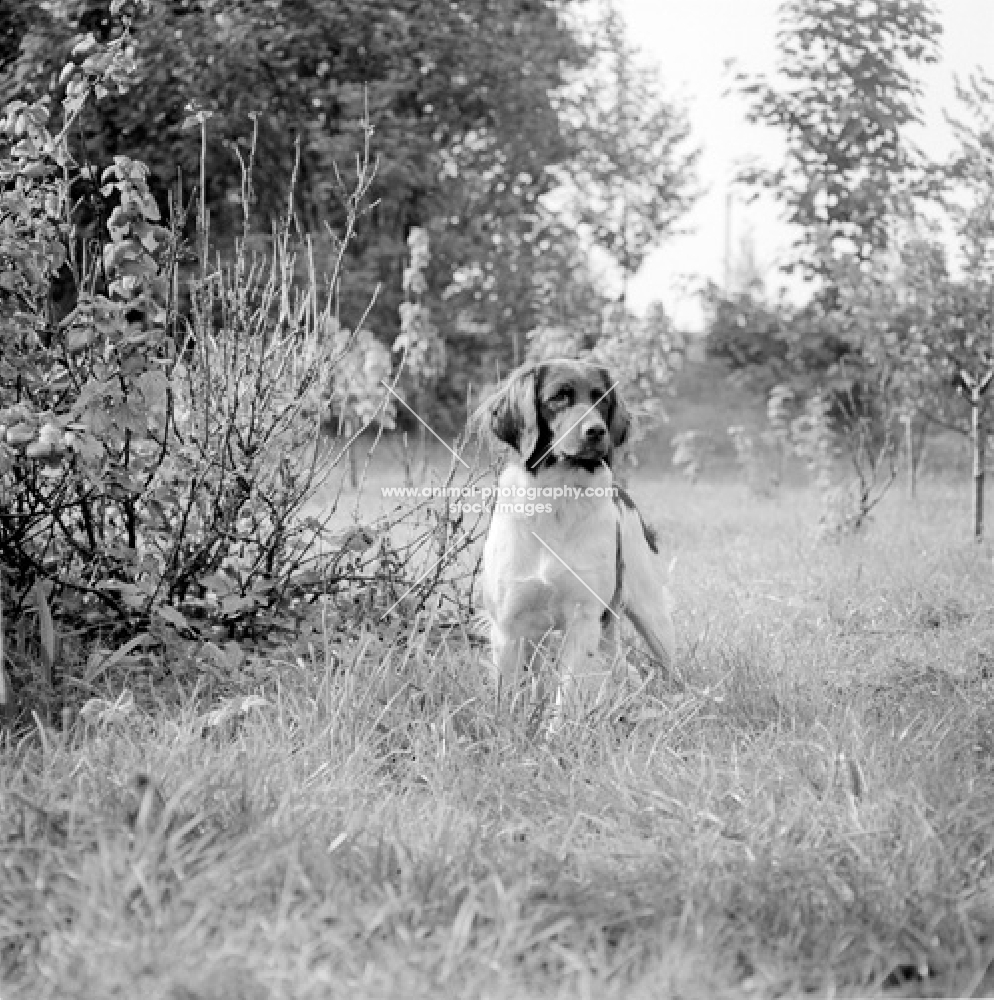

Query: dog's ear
[598,366,630,448]
[491,365,540,460]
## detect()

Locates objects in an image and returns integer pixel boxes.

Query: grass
[4,473,994,998]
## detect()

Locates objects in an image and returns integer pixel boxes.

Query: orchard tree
[566,2,699,305]
[737,0,942,273]
[946,72,994,282]
[902,74,994,531]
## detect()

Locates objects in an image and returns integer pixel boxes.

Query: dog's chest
[484,472,617,624]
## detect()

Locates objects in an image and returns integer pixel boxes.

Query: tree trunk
[960,370,994,540]
[974,397,985,540]
[904,414,916,500]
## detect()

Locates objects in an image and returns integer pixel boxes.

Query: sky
[614,0,994,329]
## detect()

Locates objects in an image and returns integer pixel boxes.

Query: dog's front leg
[599,611,623,673]
[491,627,523,708]
[492,627,545,714]
[555,613,610,721]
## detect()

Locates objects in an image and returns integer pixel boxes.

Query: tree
[1,0,588,418]
[565,1,699,305]
[736,0,942,274]
[946,72,994,283]
[704,281,852,396]
[899,75,994,531]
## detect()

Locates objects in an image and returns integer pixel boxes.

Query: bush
[0,22,485,725]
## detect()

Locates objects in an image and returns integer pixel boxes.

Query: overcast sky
[615,0,994,329]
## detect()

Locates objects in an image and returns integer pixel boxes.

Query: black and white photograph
[3,0,994,996]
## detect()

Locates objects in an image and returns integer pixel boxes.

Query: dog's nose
[583,423,606,444]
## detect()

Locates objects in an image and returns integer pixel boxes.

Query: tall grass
[3,478,994,998]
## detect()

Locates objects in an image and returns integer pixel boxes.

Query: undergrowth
[4,481,994,999]
[1,7,489,729]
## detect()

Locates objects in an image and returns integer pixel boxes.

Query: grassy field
[4,470,994,999]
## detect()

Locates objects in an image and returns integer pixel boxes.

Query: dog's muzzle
[574,417,609,459]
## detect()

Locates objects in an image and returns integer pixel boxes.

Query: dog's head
[490,359,630,472]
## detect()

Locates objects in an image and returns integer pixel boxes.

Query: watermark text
[380,483,618,517]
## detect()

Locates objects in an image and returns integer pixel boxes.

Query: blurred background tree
[704,0,994,531]
[735,0,942,277]
[564,1,699,308]
[1,0,699,433]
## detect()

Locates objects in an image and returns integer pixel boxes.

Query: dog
[479,358,676,718]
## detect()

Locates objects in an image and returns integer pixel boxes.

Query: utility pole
[723,188,732,292]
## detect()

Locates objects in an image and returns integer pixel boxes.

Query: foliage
[326,325,395,432]
[564,2,699,301]
[707,227,989,529]
[394,229,443,383]
[736,0,942,273]
[1,2,703,438]
[391,226,445,430]
[726,424,766,492]
[725,0,946,525]
[590,304,684,450]
[1,0,624,426]
[0,16,488,724]
[765,383,795,481]
[726,421,793,496]
[1,80,334,669]
[703,281,853,397]
[946,72,994,282]
[670,430,713,483]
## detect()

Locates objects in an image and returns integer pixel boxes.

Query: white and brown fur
[479,359,676,717]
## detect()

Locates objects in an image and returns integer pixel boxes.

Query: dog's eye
[548,387,571,406]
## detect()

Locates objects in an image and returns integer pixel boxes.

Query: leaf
[80,688,135,727]
[84,633,151,683]
[107,204,134,241]
[112,583,146,610]
[71,33,99,58]
[68,431,104,464]
[219,594,261,616]
[201,572,235,596]
[201,693,269,729]
[155,605,191,631]
[136,370,169,415]
[65,325,95,354]
[7,423,37,448]
[329,526,378,553]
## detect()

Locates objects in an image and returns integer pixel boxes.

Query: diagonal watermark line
[380,380,470,468]
[379,542,460,622]
[530,381,619,469]
[530,531,620,620]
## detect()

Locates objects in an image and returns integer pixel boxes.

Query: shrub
[0,17,485,724]
[670,430,713,483]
